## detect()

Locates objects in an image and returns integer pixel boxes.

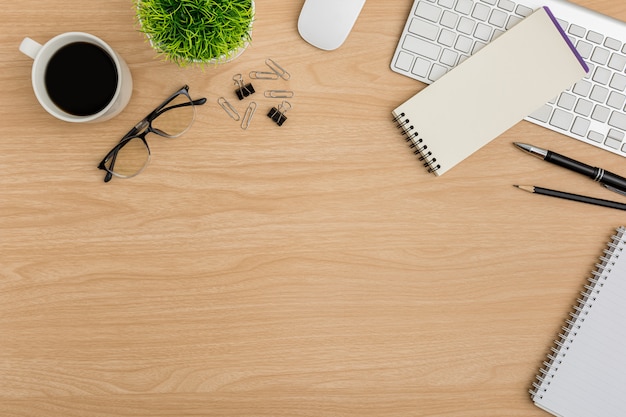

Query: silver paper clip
[265,58,290,80]
[264,90,295,98]
[218,97,240,121]
[233,73,255,100]
[241,102,257,130]
[249,71,279,80]
[267,100,292,126]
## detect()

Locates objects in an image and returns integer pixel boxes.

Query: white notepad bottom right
[533,248,626,417]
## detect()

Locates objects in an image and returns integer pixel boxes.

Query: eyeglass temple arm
[117,97,207,141]
[153,98,207,118]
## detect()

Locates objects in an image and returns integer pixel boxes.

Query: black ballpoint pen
[514,142,626,196]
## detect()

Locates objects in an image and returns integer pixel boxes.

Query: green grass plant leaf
[136,0,254,66]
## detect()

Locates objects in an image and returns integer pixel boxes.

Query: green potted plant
[135,0,254,66]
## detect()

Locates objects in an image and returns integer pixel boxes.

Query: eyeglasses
[98,85,207,182]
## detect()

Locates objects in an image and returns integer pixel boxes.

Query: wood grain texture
[2,1,626,416]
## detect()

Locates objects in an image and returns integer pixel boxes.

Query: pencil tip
[515,185,535,193]
[513,184,519,188]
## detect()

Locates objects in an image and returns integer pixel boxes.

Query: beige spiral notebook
[391,6,588,176]
[530,226,626,417]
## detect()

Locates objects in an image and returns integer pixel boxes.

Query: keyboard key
[584,63,595,79]
[492,29,505,40]
[409,18,440,40]
[605,37,622,51]
[457,16,475,34]
[429,63,448,81]
[608,129,625,141]
[586,30,603,44]
[568,24,586,38]
[574,98,593,117]
[605,129,624,149]
[471,3,490,21]
[608,53,626,72]
[605,134,623,150]
[440,10,459,28]
[472,41,486,55]
[610,73,626,91]
[588,130,604,143]
[572,80,592,97]
[609,111,626,130]
[506,15,522,30]
[394,51,414,72]
[576,40,593,59]
[607,92,626,110]
[550,109,574,130]
[590,85,609,102]
[403,35,442,60]
[497,0,514,12]
[438,29,457,47]
[412,56,431,77]
[528,104,553,123]
[454,35,473,53]
[592,105,610,123]
[557,92,576,111]
[590,47,610,65]
[455,0,473,15]
[571,117,591,136]
[567,35,576,46]
[556,19,568,31]
[415,1,442,22]
[489,9,508,27]
[474,23,492,41]
[480,0,497,5]
[515,5,532,17]
[592,67,611,85]
[438,0,455,8]
[440,48,458,66]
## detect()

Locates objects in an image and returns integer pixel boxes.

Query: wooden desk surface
[2,1,626,416]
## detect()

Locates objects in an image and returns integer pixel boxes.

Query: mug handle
[19,37,42,60]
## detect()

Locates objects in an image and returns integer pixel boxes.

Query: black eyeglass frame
[98,85,207,182]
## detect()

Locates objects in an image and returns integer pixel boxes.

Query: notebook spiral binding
[529,226,626,400]
[392,113,441,174]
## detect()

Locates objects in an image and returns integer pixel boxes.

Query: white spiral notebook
[530,226,626,417]
[391,6,588,176]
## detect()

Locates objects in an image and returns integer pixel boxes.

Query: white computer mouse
[297,0,367,51]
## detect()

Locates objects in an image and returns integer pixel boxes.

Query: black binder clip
[267,100,291,126]
[233,74,255,100]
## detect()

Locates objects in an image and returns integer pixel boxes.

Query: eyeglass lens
[152,92,196,138]
[108,91,196,179]
[111,137,150,178]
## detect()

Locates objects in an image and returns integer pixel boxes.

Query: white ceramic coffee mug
[19,32,133,123]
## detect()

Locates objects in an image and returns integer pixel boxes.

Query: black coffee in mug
[44,41,118,116]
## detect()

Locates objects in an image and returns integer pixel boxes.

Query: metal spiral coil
[392,113,441,173]
[529,227,625,399]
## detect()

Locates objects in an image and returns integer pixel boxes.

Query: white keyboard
[391,0,626,157]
